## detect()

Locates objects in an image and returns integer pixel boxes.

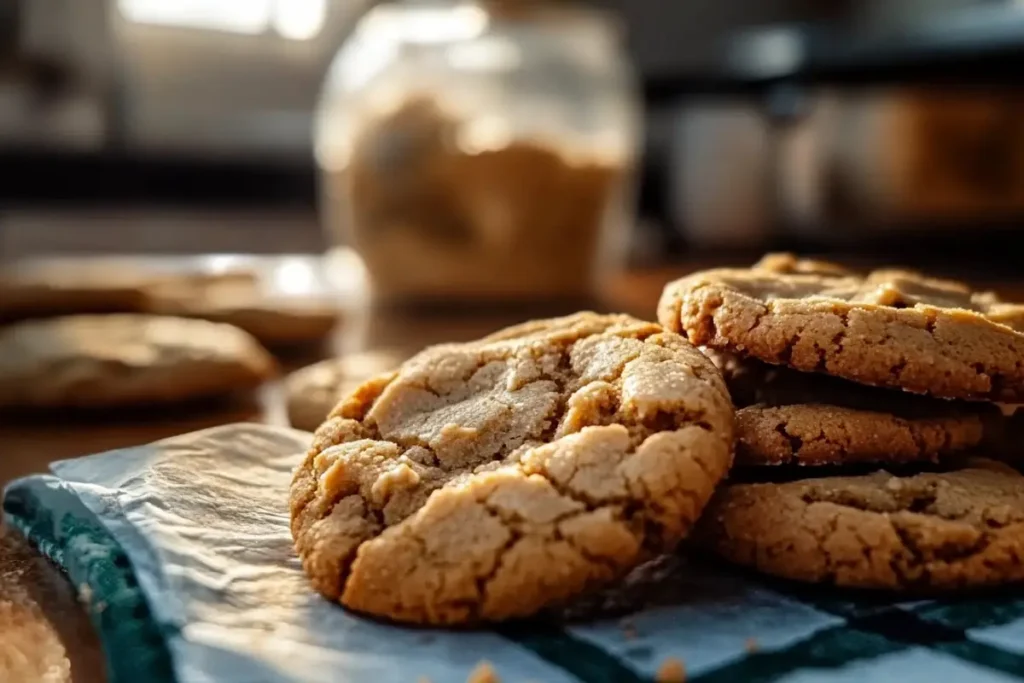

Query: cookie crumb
[77,583,93,605]
[745,637,760,653]
[467,661,500,683]
[417,677,432,683]
[656,657,686,683]
[620,616,638,640]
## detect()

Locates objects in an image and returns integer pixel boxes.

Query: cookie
[0,259,158,321]
[735,404,994,467]
[142,272,340,346]
[659,256,1024,400]
[285,351,404,432]
[289,312,735,624]
[703,350,1003,467]
[0,314,276,409]
[694,460,1024,590]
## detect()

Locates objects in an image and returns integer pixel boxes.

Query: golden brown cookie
[704,350,1004,467]
[289,312,735,624]
[285,351,404,432]
[659,257,1024,401]
[694,460,1024,591]
[0,314,276,409]
[142,272,341,347]
[0,259,160,321]
[735,404,993,467]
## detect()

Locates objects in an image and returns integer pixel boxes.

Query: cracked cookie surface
[289,312,735,625]
[659,255,1024,401]
[705,350,1003,467]
[694,459,1024,590]
[0,314,275,409]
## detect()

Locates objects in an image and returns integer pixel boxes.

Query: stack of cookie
[658,253,1024,591]
[288,258,1024,627]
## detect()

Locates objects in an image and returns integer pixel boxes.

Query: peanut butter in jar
[315,1,641,305]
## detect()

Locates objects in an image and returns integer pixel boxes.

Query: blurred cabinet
[795,89,1024,232]
[668,100,772,248]
[1,0,110,149]
[595,0,850,80]
[853,0,986,28]
[112,0,370,160]
[664,87,1024,248]
[2,0,370,161]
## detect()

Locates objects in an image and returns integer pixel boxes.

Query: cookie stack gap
[659,254,1024,592]
[708,350,1007,468]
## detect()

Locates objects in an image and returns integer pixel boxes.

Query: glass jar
[315,0,641,305]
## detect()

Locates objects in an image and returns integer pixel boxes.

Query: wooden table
[3,253,1023,682]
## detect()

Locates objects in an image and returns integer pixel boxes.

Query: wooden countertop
[3,254,1024,682]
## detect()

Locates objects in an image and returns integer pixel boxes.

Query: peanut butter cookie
[142,272,341,347]
[705,350,1003,467]
[285,351,404,432]
[289,312,735,624]
[735,404,993,467]
[695,460,1024,591]
[0,259,157,321]
[0,314,276,409]
[659,256,1024,401]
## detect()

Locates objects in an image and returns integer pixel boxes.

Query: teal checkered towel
[5,424,1024,683]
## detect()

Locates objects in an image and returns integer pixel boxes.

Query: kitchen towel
[5,423,1024,683]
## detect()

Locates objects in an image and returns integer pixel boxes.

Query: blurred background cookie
[141,271,342,348]
[284,350,404,431]
[0,314,276,409]
[0,259,161,322]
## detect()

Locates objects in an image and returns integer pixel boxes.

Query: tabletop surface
[3,253,1024,683]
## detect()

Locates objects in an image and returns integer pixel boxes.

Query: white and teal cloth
[5,424,1024,683]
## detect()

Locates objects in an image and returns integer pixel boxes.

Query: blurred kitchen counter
[6,251,1024,682]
